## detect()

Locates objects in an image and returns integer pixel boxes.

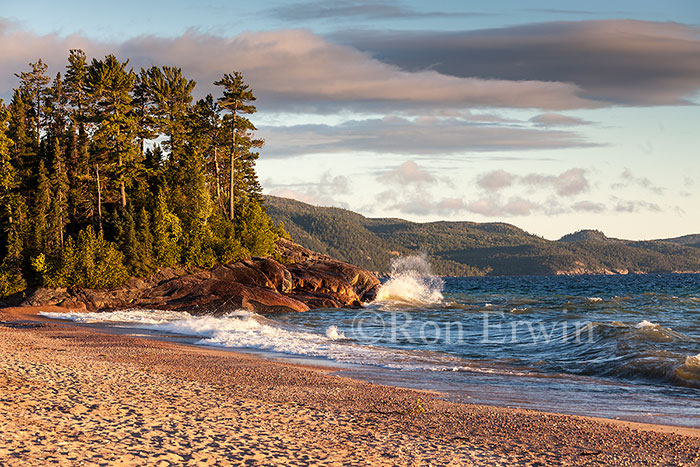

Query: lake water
[40,257,700,427]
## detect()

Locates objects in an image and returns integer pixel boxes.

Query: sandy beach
[1,306,698,466]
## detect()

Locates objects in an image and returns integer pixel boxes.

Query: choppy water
[40,257,700,427]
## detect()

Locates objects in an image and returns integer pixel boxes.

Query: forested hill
[265,196,700,276]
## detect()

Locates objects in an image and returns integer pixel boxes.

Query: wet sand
[1,306,699,466]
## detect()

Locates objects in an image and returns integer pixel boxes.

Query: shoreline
[1,306,699,465]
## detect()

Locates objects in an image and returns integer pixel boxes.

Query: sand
[0,306,698,466]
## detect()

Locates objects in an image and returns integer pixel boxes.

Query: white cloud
[465,196,539,217]
[522,168,589,196]
[612,168,665,195]
[475,168,590,197]
[476,170,516,191]
[380,161,435,184]
[572,200,606,213]
[267,172,350,206]
[260,117,595,157]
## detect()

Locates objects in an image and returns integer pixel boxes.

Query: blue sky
[2,0,699,240]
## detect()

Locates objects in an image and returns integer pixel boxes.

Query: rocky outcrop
[17,239,381,314]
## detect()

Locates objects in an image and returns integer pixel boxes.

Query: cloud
[267,188,321,206]
[522,168,589,196]
[374,161,465,216]
[612,168,665,195]
[270,0,487,21]
[466,197,538,217]
[337,20,700,106]
[475,168,590,196]
[260,116,595,157]
[267,172,350,206]
[388,196,466,216]
[613,200,661,212]
[380,161,435,184]
[572,200,606,213]
[530,113,591,127]
[476,170,515,191]
[0,20,598,111]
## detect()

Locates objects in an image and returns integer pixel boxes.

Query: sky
[1,0,699,240]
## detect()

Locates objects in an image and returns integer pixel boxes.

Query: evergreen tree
[64,50,94,228]
[0,100,27,296]
[14,59,51,147]
[214,72,263,222]
[191,94,224,211]
[47,226,129,289]
[31,160,51,257]
[133,69,157,158]
[49,136,69,249]
[85,54,138,209]
[152,190,182,267]
[65,49,88,121]
[143,66,196,161]
[7,90,38,186]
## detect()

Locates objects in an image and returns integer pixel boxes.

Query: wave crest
[675,354,700,385]
[375,255,444,306]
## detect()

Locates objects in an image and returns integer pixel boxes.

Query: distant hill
[558,229,609,243]
[659,234,700,249]
[265,196,700,276]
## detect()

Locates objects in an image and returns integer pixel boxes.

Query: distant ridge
[659,234,700,249]
[558,230,610,243]
[265,196,700,276]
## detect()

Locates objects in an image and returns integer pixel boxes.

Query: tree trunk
[95,163,103,230]
[214,146,222,211]
[118,152,126,208]
[116,119,127,208]
[229,147,235,221]
[229,106,237,222]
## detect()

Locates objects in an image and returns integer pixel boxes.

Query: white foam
[587,297,603,303]
[635,320,658,328]
[325,325,345,340]
[39,309,192,324]
[375,254,444,306]
[37,308,521,375]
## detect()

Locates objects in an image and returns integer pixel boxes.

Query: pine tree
[64,50,94,229]
[14,59,51,147]
[191,94,224,211]
[85,54,138,209]
[214,72,263,222]
[8,90,38,186]
[133,69,157,158]
[0,100,27,295]
[144,66,196,162]
[65,50,88,121]
[49,136,69,249]
[31,160,51,257]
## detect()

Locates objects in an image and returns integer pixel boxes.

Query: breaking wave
[374,255,444,307]
[675,354,700,385]
[38,308,521,375]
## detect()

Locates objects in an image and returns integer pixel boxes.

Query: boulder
[19,239,381,315]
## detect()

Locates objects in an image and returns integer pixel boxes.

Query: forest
[0,51,283,297]
[265,195,700,276]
